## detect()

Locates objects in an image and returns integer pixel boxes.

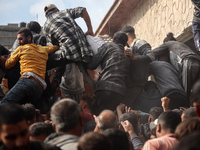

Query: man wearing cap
[43,4,96,90]
[43,4,93,65]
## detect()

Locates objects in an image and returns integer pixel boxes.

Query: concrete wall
[0,24,21,49]
[122,0,194,48]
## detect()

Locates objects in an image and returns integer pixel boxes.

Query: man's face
[17,33,29,46]
[0,120,30,150]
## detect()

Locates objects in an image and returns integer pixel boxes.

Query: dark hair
[190,79,200,105]
[175,117,200,140]
[158,110,181,133]
[0,103,26,129]
[27,21,41,33]
[149,107,163,121]
[172,109,183,117]
[120,113,138,135]
[173,131,200,150]
[29,122,55,137]
[83,120,96,134]
[163,32,176,43]
[183,107,196,119]
[113,31,128,46]
[21,103,36,123]
[103,128,129,150]
[78,132,112,150]
[17,27,33,41]
[80,94,95,110]
[122,26,135,36]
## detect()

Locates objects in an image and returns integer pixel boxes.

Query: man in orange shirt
[0,28,59,106]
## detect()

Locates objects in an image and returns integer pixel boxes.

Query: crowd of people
[0,1,200,150]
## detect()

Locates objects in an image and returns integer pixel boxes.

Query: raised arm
[82,8,94,36]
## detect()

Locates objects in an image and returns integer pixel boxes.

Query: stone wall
[122,0,194,48]
[0,24,20,49]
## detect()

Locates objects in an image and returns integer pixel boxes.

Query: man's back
[142,133,178,150]
[153,41,200,60]
[88,43,130,95]
[45,133,79,150]
[5,44,58,79]
[43,7,93,62]
[150,61,185,96]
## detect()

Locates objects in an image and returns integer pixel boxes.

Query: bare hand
[117,103,125,112]
[121,120,134,135]
[161,97,170,111]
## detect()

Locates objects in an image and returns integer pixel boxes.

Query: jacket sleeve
[87,46,107,70]
[152,43,169,59]
[45,45,59,54]
[67,7,85,19]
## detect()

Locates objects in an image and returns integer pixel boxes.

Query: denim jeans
[0,78,43,106]
[192,22,200,54]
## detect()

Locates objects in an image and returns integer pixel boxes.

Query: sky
[0,0,114,32]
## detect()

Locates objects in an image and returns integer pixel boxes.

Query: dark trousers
[122,86,144,108]
[168,92,189,109]
[93,90,124,115]
[6,62,21,90]
[192,22,200,54]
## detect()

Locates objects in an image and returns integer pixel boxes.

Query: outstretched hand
[161,97,170,111]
